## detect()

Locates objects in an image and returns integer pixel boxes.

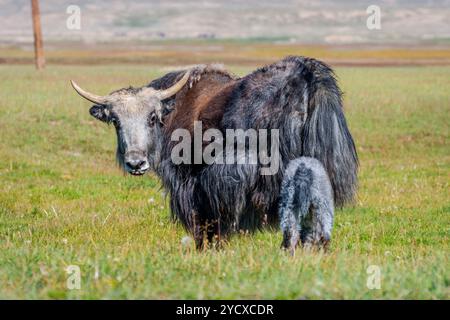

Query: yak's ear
[159,100,176,121]
[89,105,109,122]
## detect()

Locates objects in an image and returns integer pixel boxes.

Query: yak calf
[279,157,334,253]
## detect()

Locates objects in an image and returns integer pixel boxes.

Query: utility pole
[31,0,45,70]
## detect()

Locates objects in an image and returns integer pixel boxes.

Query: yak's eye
[149,112,157,126]
[110,116,120,127]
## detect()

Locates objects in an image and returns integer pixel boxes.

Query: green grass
[2,43,450,66]
[0,64,449,299]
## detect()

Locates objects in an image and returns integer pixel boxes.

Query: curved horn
[156,70,191,100]
[70,80,109,105]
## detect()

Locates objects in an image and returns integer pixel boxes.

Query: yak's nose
[126,159,146,170]
[124,156,149,174]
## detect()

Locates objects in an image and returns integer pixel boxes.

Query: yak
[71,56,358,248]
[279,157,334,253]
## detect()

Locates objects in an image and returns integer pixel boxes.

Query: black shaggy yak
[71,56,358,248]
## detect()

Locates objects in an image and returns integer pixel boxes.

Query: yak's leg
[201,218,219,249]
[299,207,315,249]
[193,222,213,250]
[316,198,333,251]
[280,209,300,252]
[279,179,301,254]
[192,210,208,250]
[192,211,222,250]
[301,199,333,251]
[208,219,224,250]
[281,222,300,256]
[280,192,300,254]
[191,210,203,249]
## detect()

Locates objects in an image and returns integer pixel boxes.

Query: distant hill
[1,0,449,45]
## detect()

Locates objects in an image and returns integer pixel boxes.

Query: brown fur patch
[164,69,237,138]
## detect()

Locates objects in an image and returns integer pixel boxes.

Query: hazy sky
[1,0,449,45]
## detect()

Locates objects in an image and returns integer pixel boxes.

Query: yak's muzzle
[124,151,149,175]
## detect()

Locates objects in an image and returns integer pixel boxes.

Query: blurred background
[1,0,450,66]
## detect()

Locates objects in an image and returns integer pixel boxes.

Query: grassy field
[0,63,448,299]
[2,42,450,66]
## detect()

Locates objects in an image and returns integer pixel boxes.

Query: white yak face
[89,89,162,175]
[71,70,191,176]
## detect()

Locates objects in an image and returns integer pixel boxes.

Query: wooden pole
[31,0,45,70]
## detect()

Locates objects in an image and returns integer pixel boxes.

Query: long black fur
[150,56,358,246]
